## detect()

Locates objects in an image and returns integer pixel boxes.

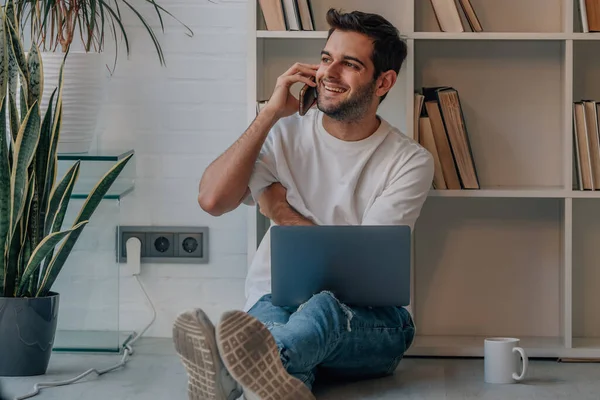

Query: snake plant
[0,6,133,298]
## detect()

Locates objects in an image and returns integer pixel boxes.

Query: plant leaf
[4,171,32,297]
[142,0,193,38]
[4,0,17,35]
[18,221,88,296]
[36,87,56,238]
[19,82,27,122]
[7,37,19,114]
[99,0,130,59]
[26,41,43,109]
[9,102,40,236]
[45,101,61,194]
[46,160,79,236]
[6,16,29,107]
[121,0,165,66]
[4,215,20,296]
[20,234,32,295]
[8,95,19,142]
[45,55,66,201]
[0,98,8,295]
[86,0,98,51]
[19,171,36,279]
[0,11,8,101]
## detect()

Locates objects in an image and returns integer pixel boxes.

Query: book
[435,87,479,189]
[419,116,448,189]
[429,0,464,32]
[457,0,483,32]
[258,0,286,31]
[586,0,600,31]
[296,0,315,31]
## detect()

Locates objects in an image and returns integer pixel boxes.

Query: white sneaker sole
[173,309,240,400]
[216,310,315,400]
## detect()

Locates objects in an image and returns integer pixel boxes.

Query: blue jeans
[247,291,415,391]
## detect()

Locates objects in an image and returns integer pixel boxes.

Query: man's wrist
[259,104,281,125]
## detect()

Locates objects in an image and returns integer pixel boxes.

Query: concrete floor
[1,338,599,400]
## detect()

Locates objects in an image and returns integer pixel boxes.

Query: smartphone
[299,76,317,116]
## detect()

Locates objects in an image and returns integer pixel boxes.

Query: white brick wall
[52,0,252,338]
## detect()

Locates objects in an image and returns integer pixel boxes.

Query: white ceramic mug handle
[512,347,528,381]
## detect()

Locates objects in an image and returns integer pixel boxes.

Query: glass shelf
[57,149,136,200]
[57,149,134,162]
[53,331,135,353]
[69,180,135,199]
[51,149,135,353]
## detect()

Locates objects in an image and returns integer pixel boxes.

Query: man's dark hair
[325,9,407,102]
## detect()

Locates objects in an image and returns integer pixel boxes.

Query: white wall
[53,0,252,338]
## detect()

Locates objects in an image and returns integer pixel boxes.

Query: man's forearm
[198,108,279,216]
[271,203,315,226]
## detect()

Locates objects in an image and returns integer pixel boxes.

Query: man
[0,382,7,400]
[173,8,434,400]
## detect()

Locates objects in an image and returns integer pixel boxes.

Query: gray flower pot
[0,292,59,376]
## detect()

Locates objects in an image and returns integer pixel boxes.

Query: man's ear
[376,71,397,98]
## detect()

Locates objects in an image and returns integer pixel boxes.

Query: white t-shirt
[242,108,434,311]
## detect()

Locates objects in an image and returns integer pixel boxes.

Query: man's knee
[297,290,354,331]
[299,290,341,311]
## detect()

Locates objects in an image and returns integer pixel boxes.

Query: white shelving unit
[246,0,600,359]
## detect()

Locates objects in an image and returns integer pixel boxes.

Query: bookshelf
[247,0,600,358]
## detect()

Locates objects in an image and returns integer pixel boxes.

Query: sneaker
[173,309,243,400]
[215,310,315,400]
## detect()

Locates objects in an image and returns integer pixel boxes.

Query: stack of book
[258,0,315,31]
[429,0,483,32]
[415,86,480,190]
[573,100,600,190]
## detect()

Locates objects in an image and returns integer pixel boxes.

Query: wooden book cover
[573,107,583,190]
[258,0,287,31]
[583,100,600,189]
[419,116,447,189]
[281,0,301,30]
[414,92,425,142]
[457,0,483,32]
[433,87,480,189]
[585,0,600,31]
[574,102,594,190]
[429,0,464,32]
[296,0,315,31]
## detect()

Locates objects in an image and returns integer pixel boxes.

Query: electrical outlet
[147,232,175,257]
[119,231,146,262]
[117,226,209,264]
[175,232,207,262]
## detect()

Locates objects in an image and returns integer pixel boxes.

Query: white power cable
[14,238,156,400]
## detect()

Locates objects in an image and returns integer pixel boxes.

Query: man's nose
[323,62,342,79]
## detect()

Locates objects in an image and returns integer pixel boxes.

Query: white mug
[484,337,528,384]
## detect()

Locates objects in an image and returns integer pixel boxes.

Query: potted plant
[0,7,133,376]
[6,0,193,153]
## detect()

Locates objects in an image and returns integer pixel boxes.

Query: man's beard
[316,79,376,122]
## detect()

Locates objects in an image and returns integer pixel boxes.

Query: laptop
[270,225,411,308]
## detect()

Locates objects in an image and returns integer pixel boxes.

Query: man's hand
[263,62,318,120]
[258,183,315,226]
[258,182,288,221]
